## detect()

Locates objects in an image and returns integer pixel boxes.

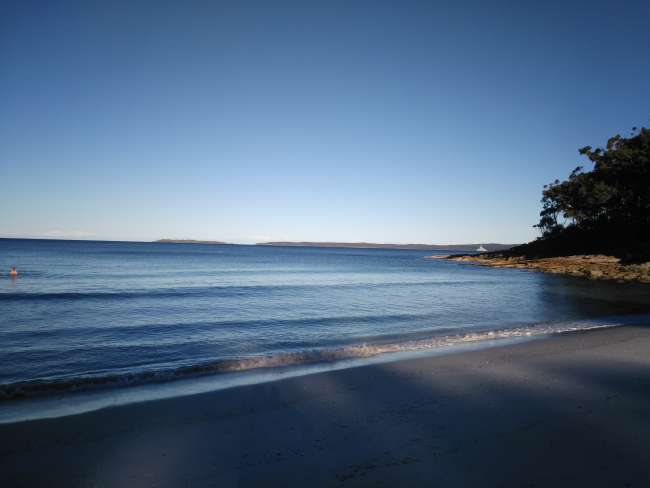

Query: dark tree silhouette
[535,127,650,240]
[506,127,650,261]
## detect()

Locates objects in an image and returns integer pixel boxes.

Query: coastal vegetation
[446,128,650,283]
[514,127,650,261]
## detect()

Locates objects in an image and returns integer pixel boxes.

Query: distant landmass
[155,239,227,245]
[256,242,518,252]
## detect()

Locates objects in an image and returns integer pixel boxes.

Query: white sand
[2,325,650,487]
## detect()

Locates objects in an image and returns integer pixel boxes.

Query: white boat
[476,245,487,252]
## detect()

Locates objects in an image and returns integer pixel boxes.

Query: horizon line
[0,236,522,247]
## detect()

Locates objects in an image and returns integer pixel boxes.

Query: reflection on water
[536,273,650,316]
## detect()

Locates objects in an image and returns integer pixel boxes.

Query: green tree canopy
[516,127,650,260]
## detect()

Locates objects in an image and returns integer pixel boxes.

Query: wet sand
[2,325,650,487]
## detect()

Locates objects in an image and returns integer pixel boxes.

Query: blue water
[1,238,649,400]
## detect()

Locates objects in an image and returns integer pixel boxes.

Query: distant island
[257,242,518,252]
[155,239,228,245]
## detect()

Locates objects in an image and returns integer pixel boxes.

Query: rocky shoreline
[428,254,650,283]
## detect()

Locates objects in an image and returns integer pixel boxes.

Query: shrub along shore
[438,127,650,284]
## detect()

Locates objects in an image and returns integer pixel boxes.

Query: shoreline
[434,253,650,283]
[1,317,639,406]
[0,333,540,425]
[3,325,650,486]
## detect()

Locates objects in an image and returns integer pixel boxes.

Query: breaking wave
[0,320,622,400]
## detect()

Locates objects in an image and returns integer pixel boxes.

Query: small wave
[0,288,253,301]
[0,320,621,401]
[0,279,495,302]
[0,312,447,342]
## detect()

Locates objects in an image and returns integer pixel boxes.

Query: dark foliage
[505,128,650,262]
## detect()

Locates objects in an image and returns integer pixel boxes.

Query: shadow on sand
[1,326,650,487]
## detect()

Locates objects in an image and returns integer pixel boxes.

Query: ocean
[1,238,649,412]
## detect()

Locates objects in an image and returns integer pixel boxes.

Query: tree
[534,128,650,250]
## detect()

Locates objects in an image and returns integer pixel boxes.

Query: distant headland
[154,239,228,245]
[256,242,518,252]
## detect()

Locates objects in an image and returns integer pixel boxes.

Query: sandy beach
[2,325,650,487]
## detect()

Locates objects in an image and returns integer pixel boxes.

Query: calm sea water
[1,238,649,401]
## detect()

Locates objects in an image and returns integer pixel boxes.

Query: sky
[1,0,649,244]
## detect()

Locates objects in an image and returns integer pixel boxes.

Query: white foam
[0,317,641,424]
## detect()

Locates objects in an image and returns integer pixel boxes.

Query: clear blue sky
[1,1,649,244]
